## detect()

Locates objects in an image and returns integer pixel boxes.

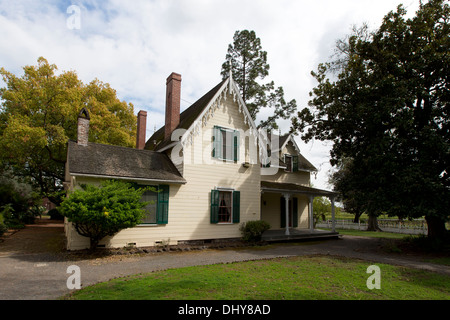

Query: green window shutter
[293,197,298,228]
[293,156,299,172]
[212,126,222,159]
[232,190,240,223]
[157,185,169,224]
[280,196,286,228]
[233,130,240,162]
[210,189,219,223]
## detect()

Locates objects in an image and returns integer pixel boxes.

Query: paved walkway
[0,219,449,300]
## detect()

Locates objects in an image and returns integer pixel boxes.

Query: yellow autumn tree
[0,57,137,204]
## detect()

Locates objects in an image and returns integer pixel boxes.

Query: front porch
[260,181,340,239]
[261,228,340,242]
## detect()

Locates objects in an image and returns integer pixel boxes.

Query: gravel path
[0,219,449,300]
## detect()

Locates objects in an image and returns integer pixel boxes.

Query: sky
[0,0,421,190]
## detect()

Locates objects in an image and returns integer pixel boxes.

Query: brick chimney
[165,72,182,141]
[77,107,90,146]
[136,110,147,149]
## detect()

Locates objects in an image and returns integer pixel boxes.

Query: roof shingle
[67,140,186,184]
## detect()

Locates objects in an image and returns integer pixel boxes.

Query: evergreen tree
[221,30,297,131]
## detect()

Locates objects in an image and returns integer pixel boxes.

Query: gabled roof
[146,75,258,151]
[67,140,186,184]
[145,80,226,151]
[264,132,317,172]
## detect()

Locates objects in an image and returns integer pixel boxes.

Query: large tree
[291,0,450,238]
[221,30,297,130]
[0,57,137,204]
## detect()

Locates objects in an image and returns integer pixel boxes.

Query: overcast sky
[0,0,420,190]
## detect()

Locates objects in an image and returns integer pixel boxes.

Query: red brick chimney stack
[136,110,147,149]
[165,72,182,141]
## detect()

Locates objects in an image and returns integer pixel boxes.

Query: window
[285,155,292,172]
[284,154,299,172]
[218,191,232,223]
[138,184,170,225]
[211,189,240,224]
[141,189,158,224]
[212,126,240,161]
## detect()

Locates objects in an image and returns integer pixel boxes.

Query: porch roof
[261,180,338,198]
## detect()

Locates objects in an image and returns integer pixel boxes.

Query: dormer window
[284,154,299,172]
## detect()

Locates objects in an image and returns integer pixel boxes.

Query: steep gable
[146,80,226,151]
[146,75,258,152]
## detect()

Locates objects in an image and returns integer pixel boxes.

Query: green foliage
[0,57,137,205]
[0,173,42,227]
[239,220,271,242]
[291,0,450,238]
[59,180,151,249]
[0,207,9,235]
[0,221,7,237]
[221,30,297,130]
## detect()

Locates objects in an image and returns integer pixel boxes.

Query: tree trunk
[90,238,99,251]
[353,211,363,223]
[425,216,448,239]
[367,214,382,231]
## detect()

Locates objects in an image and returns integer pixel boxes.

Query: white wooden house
[64,72,338,250]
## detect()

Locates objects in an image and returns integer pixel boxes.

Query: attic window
[284,154,299,172]
[212,126,240,162]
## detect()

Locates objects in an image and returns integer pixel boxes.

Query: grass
[325,228,409,239]
[65,255,450,300]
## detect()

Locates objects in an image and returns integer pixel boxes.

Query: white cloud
[0,0,421,190]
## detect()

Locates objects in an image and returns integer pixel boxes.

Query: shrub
[0,212,7,237]
[239,220,271,242]
[1,204,24,229]
[59,180,152,250]
[48,208,64,220]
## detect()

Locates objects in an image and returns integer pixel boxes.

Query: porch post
[330,196,336,233]
[308,195,314,231]
[283,193,290,235]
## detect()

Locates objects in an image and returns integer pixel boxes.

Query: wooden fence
[317,219,428,235]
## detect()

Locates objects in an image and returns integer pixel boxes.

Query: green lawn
[65,255,450,300]
[325,228,409,239]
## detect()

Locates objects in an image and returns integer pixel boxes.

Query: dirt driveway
[0,218,66,256]
[0,218,449,300]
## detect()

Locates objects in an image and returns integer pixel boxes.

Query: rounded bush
[239,220,271,242]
